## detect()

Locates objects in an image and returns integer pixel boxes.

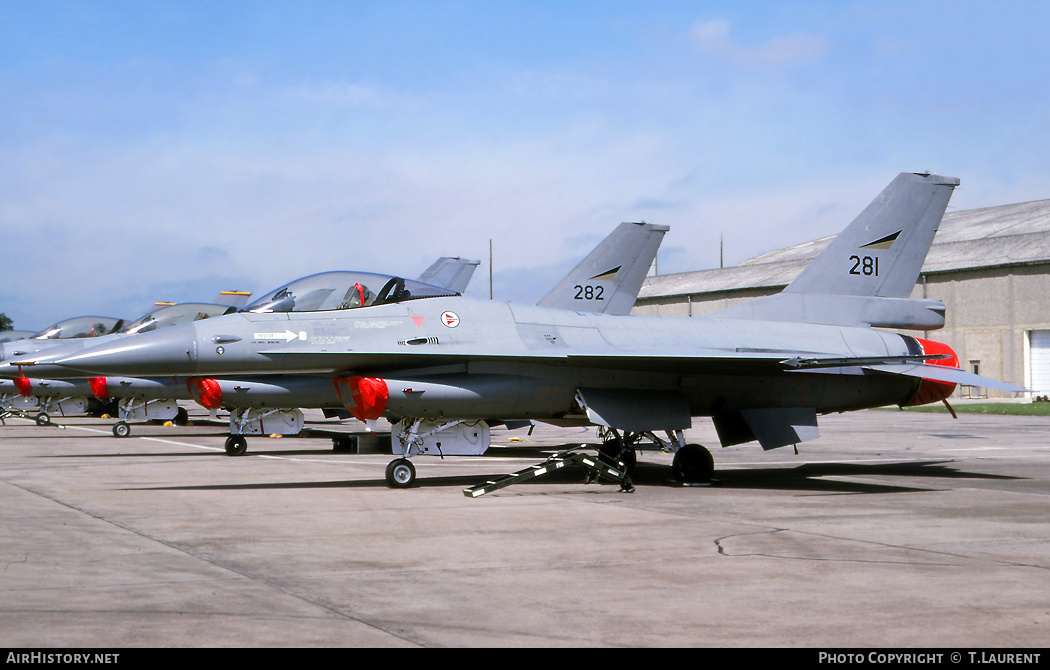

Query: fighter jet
[78,230,660,445]
[0,331,35,344]
[44,173,1025,489]
[74,258,482,436]
[0,291,250,373]
[177,221,666,451]
[0,315,125,423]
[0,293,252,426]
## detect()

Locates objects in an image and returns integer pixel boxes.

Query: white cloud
[689,19,829,67]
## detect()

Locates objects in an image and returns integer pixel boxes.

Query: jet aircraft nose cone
[51,326,199,376]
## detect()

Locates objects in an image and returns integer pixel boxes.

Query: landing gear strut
[598,427,715,485]
[597,428,638,473]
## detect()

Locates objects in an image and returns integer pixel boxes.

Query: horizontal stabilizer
[575,387,691,432]
[864,364,1028,393]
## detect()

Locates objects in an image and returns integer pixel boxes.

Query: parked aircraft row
[2,173,1025,491]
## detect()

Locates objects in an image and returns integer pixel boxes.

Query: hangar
[633,198,1050,400]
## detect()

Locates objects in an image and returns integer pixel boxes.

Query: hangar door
[1030,330,1050,397]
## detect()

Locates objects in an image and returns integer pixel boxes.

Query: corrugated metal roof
[639,197,1050,299]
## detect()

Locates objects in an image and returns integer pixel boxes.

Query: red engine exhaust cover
[186,377,223,409]
[901,338,960,406]
[13,375,31,397]
[333,375,389,421]
[89,377,109,399]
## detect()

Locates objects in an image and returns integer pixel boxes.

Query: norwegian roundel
[441,311,460,328]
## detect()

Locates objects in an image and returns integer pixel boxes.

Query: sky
[3,1,1050,330]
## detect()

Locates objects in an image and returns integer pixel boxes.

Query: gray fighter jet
[75,226,663,443]
[0,331,35,344]
[0,295,246,374]
[7,259,480,434]
[0,315,126,424]
[45,174,1025,489]
[179,221,666,449]
[0,295,252,426]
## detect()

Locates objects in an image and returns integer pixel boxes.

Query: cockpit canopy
[120,303,238,335]
[243,271,459,313]
[32,316,126,340]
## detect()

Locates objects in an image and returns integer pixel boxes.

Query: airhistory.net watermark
[5,653,119,665]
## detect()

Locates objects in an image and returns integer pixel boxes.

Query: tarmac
[0,406,1048,648]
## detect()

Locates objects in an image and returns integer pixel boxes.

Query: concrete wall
[914,264,1050,398]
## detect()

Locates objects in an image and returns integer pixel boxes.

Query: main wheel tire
[174,406,189,426]
[672,444,714,484]
[113,421,131,438]
[385,458,416,488]
[225,435,248,456]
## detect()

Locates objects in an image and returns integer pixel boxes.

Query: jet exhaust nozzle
[901,338,960,406]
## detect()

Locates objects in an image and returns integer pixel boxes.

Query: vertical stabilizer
[713,172,958,329]
[416,257,481,293]
[784,172,958,298]
[213,291,253,310]
[537,221,668,314]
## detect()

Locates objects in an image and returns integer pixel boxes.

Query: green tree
[0,313,13,331]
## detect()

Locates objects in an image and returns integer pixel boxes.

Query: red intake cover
[901,338,959,406]
[187,377,223,409]
[333,375,389,421]
[89,377,109,399]
[13,376,31,397]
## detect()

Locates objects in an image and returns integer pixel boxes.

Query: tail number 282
[849,255,879,276]
[574,285,605,300]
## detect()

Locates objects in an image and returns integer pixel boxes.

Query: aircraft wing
[246,344,837,377]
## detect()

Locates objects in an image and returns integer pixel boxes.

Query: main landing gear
[598,427,714,485]
[671,443,714,485]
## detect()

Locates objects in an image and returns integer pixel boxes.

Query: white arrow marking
[253,330,301,342]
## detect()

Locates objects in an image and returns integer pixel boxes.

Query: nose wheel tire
[35,413,51,426]
[225,436,248,456]
[672,444,714,484]
[385,458,416,488]
[113,421,131,438]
